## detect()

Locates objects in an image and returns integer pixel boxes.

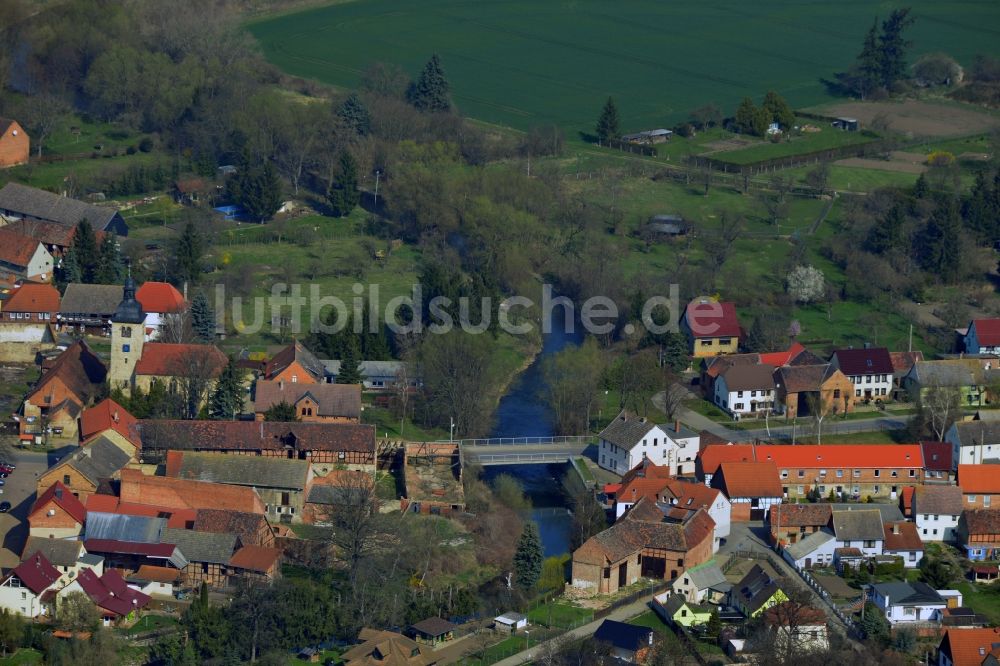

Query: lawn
[119,614,178,636]
[709,125,877,166]
[0,649,42,666]
[957,581,1000,625]
[527,601,593,628]
[628,610,721,655]
[572,457,595,484]
[363,405,451,442]
[248,1,1000,134]
[798,430,910,444]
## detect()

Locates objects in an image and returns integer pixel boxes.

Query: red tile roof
[901,486,914,516]
[133,565,181,583]
[663,479,723,511]
[759,342,807,367]
[25,340,106,408]
[756,444,923,469]
[698,444,756,477]
[29,481,87,525]
[939,627,1000,666]
[4,283,59,313]
[883,521,923,552]
[119,468,265,514]
[714,461,782,498]
[762,601,826,627]
[768,503,832,528]
[971,319,1000,346]
[957,464,1000,495]
[228,545,281,573]
[136,282,186,314]
[76,568,151,617]
[920,441,953,472]
[264,340,325,381]
[80,398,139,448]
[134,343,227,377]
[0,226,44,269]
[685,299,741,339]
[889,351,923,376]
[831,347,894,376]
[8,552,60,595]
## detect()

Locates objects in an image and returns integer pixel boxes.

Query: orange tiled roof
[25,340,106,407]
[4,283,59,313]
[134,343,226,377]
[698,444,756,476]
[958,464,1000,495]
[136,282,186,314]
[29,481,87,524]
[0,226,44,269]
[79,398,139,448]
[939,627,1000,666]
[755,444,924,469]
[119,469,265,514]
[883,522,924,552]
[228,545,281,573]
[714,461,782,498]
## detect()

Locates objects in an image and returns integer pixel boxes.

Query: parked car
[0,480,7,487]
[0,502,10,512]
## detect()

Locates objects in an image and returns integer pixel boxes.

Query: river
[483,312,584,557]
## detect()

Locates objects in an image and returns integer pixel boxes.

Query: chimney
[279,380,284,390]
[183,280,188,301]
[893,524,900,535]
[675,420,681,433]
[113,410,119,424]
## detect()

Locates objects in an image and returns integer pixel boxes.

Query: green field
[248,0,1000,133]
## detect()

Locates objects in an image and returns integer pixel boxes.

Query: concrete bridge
[447,436,595,466]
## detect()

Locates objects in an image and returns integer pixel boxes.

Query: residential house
[714,364,777,419]
[731,564,788,618]
[2,218,81,259]
[597,411,675,475]
[19,340,106,442]
[571,498,715,594]
[0,182,128,234]
[662,421,700,476]
[82,512,183,573]
[409,618,458,647]
[699,342,808,399]
[782,530,837,570]
[135,281,186,340]
[870,581,951,624]
[117,468,266,515]
[670,562,730,604]
[135,419,377,468]
[0,118,29,167]
[173,178,209,206]
[654,594,713,628]
[613,460,730,550]
[682,297,741,357]
[125,566,180,599]
[696,443,756,487]
[710,461,782,521]
[762,602,829,654]
[165,450,312,523]
[947,421,1000,469]
[129,342,228,399]
[322,359,421,392]
[0,552,61,618]
[958,509,1000,561]
[830,346,894,403]
[253,380,362,423]
[36,437,131,501]
[59,568,150,627]
[883,521,925,568]
[0,283,59,359]
[957,464,1000,509]
[756,444,924,502]
[914,485,963,542]
[831,509,884,557]
[767,504,832,546]
[78,398,141,460]
[0,226,53,286]
[937,626,1000,666]
[922,441,954,483]
[160,527,239,589]
[964,319,1000,355]
[890,351,924,399]
[20,538,102,588]
[264,340,326,384]
[773,363,854,419]
[593,620,655,663]
[28,481,87,539]
[342,628,435,666]
[57,283,123,334]
[904,359,994,408]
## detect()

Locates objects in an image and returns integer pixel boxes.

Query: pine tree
[762,90,795,129]
[513,522,543,590]
[174,221,203,286]
[856,20,883,98]
[337,92,372,136]
[208,356,243,420]
[963,171,993,242]
[337,338,363,384]
[879,8,916,88]
[228,152,282,223]
[190,292,216,343]
[921,195,962,278]
[95,233,124,284]
[71,220,98,283]
[60,246,82,285]
[407,54,452,113]
[734,97,759,136]
[264,400,299,422]
[327,150,360,217]
[595,96,620,143]
[866,203,905,255]
[913,172,929,199]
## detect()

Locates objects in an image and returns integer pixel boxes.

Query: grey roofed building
[914,485,964,516]
[321,359,418,389]
[170,451,310,490]
[58,283,124,326]
[908,360,985,388]
[0,182,128,234]
[948,420,1000,448]
[827,503,904,523]
[22,537,85,567]
[85,512,166,543]
[832,509,884,542]
[161,528,238,565]
[720,364,777,391]
[307,483,368,506]
[598,411,656,448]
[784,530,836,563]
[872,581,944,606]
[684,562,731,595]
[253,380,361,419]
[50,436,131,486]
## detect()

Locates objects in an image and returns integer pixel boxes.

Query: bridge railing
[444,435,596,447]
[464,452,577,465]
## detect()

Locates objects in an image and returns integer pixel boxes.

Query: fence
[451,436,595,447]
[797,567,865,640]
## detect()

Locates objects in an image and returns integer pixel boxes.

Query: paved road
[0,447,70,572]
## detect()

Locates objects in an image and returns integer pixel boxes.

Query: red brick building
[0,119,28,168]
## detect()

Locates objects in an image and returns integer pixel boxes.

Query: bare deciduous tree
[918,383,962,440]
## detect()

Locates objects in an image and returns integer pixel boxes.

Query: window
[291,375,298,383]
[819,486,826,493]
[909,469,916,477]
[281,492,290,506]
[122,344,130,353]
[986,496,992,508]
[121,326,131,338]
[719,338,731,345]
[834,389,841,399]
[854,470,861,477]
[63,475,70,485]
[780,470,788,479]
[819,469,827,477]
[738,391,744,398]
[891,471,898,478]
[970,495,978,503]
[653,438,658,447]
[836,470,844,478]
[700,340,711,347]
[874,469,880,478]
[680,609,688,617]
[20,592,25,600]
[855,389,861,397]
[865,376,872,384]
[735,403,744,410]
[798,470,805,478]
[603,567,610,579]
[874,485,880,494]
[903,607,915,617]
[797,486,804,494]
[863,540,875,548]
[678,559,684,567]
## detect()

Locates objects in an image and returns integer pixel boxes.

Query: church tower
[109,276,146,394]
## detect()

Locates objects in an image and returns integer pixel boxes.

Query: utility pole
[449,416,455,442]
[908,324,913,353]
[372,169,381,212]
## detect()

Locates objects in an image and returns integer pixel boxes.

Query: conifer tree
[856,20,883,98]
[209,356,243,420]
[336,338,363,385]
[879,8,916,88]
[71,220,98,283]
[407,54,452,113]
[327,150,360,217]
[174,220,203,286]
[190,292,216,343]
[337,92,371,136]
[913,172,929,199]
[595,96,620,143]
[734,97,760,136]
[95,233,124,284]
[762,91,795,129]
[513,522,543,590]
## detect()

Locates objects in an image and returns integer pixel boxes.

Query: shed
[409,617,457,645]
[494,612,527,633]
[831,117,859,131]
[648,214,688,236]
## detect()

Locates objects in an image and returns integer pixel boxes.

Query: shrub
[126,145,137,155]
[139,137,154,153]
[926,150,955,167]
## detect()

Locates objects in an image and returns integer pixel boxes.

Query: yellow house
[732,564,788,618]
[656,593,714,627]
[683,297,741,358]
